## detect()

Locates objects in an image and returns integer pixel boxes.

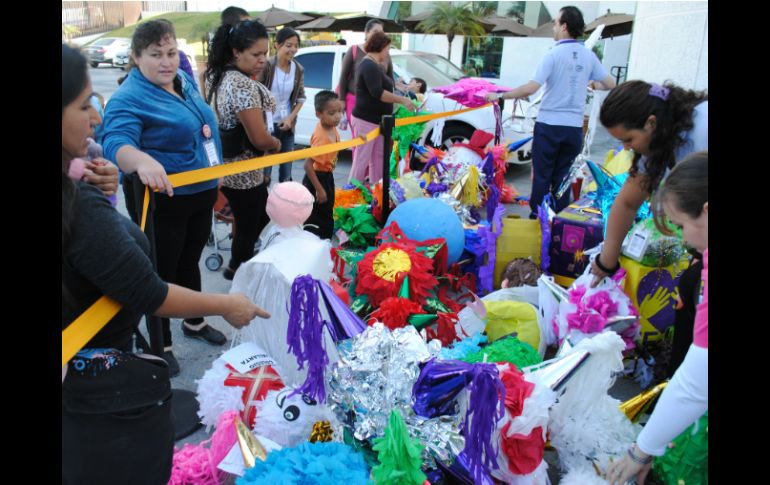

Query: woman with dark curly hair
[589,80,707,375]
[590,80,707,281]
[204,20,281,280]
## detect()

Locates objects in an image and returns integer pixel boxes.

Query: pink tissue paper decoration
[565,288,618,334]
[433,79,512,108]
[555,274,640,351]
[168,410,239,485]
[266,182,315,228]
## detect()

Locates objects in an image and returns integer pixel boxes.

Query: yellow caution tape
[62,296,122,366]
[167,128,380,188]
[62,103,488,365]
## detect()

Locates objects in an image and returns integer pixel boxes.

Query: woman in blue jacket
[102,19,226,376]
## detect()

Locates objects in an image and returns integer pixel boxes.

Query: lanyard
[155,76,217,162]
[175,90,208,130]
[157,77,210,137]
[172,80,214,139]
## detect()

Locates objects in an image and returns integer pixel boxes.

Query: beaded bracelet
[595,254,621,275]
[627,446,653,465]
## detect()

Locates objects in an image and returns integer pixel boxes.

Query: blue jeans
[266,124,295,182]
[530,121,583,216]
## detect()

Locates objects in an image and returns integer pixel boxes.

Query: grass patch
[89,11,224,44]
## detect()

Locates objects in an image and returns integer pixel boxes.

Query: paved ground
[111,103,631,482]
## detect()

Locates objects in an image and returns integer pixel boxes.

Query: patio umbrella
[296,14,404,33]
[529,21,555,38]
[403,10,498,33]
[489,18,533,37]
[256,6,314,28]
[294,16,338,31]
[585,10,634,38]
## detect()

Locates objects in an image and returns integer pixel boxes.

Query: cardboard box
[548,198,604,280]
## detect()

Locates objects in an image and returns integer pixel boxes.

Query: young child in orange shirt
[303,90,344,239]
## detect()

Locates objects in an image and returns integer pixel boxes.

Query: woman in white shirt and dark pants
[258,27,306,183]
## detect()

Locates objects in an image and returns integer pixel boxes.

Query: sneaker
[182,322,227,346]
[162,351,180,377]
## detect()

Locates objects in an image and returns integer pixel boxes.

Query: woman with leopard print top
[204,20,281,280]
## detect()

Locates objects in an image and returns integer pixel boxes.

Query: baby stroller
[205,189,234,271]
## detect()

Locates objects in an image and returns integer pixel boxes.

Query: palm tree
[471,1,498,19]
[416,3,488,60]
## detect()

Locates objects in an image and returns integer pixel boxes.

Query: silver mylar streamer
[404,414,466,466]
[326,323,441,441]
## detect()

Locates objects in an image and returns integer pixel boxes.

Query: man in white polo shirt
[487,6,617,217]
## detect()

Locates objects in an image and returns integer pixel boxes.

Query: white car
[85,37,131,68]
[292,45,533,163]
[113,49,130,69]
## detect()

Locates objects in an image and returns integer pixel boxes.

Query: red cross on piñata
[224,363,284,428]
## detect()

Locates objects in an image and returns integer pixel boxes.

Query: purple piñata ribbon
[286,275,330,402]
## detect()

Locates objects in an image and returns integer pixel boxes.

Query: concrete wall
[627,1,708,89]
[123,2,142,26]
[601,35,632,81]
[406,33,553,89]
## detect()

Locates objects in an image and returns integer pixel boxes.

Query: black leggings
[153,188,217,346]
[221,184,270,272]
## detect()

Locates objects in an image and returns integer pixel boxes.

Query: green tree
[416,2,488,60]
[506,1,526,23]
[471,1,498,18]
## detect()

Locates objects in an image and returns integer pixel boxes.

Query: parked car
[85,37,131,68]
[113,49,130,70]
[112,39,194,71]
[291,45,533,163]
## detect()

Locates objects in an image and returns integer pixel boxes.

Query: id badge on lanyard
[266,110,275,133]
[201,124,221,167]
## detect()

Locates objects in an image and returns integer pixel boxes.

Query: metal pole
[127,173,164,357]
[381,114,395,223]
